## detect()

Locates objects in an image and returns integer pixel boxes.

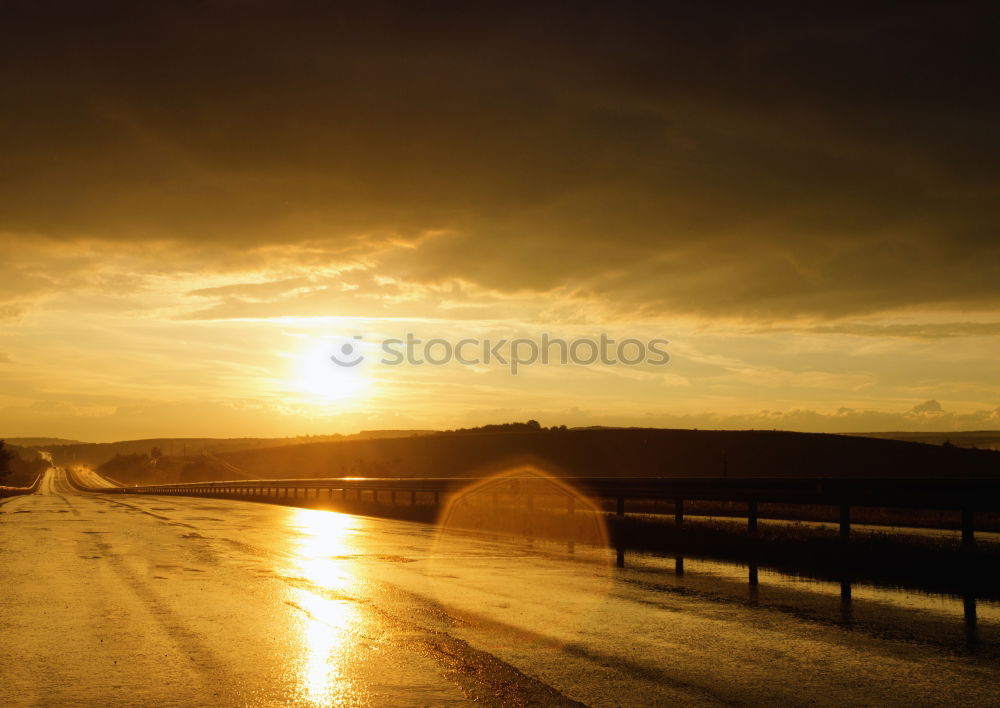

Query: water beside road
[2,468,999,707]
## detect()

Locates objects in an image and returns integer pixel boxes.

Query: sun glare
[292,339,370,403]
[285,509,366,707]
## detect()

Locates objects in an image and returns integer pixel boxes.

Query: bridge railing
[67,470,1000,550]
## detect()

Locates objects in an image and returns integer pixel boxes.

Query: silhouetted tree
[150,446,163,460]
[450,420,545,434]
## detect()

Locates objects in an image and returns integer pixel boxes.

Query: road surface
[1,468,999,707]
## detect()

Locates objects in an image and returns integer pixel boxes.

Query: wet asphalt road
[2,468,999,707]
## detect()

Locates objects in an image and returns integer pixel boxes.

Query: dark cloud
[2,1,997,317]
[788,322,1000,338]
[910,399,943,414]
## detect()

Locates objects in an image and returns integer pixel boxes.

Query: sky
[1,1,999,441]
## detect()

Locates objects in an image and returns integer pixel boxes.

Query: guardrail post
[525,493,535,541]
[962,508,975,551]
[565,495,576,553]
[748,500,758,535]
[616,496,625,516]
[675,499,684,525]
[964,594,977,631]
[839,504,851,541]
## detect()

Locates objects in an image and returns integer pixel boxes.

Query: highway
[2,468,999,707]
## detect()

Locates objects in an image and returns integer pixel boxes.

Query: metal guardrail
[67,471,1000,549]
[0,472,44,498]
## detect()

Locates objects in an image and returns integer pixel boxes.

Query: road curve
[1,467,999,707]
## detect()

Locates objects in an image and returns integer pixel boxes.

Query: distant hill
[356,429,438,439]
[2,437,87,447]
[87,428,999,486]
[850,431,1000,451]
[41,430,439,468]
[46,427,1000,486]
[95,452,240,486]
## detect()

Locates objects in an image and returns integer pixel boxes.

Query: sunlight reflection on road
[285,509,367,707]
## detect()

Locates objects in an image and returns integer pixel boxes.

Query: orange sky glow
[1,3,998,441]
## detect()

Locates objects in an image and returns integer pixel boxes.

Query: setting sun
[291,339,371,404]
